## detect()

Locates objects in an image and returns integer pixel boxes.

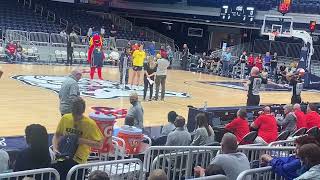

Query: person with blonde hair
[143,57,157,101]
[127,93,144,129]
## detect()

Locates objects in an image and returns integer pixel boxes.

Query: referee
[245,67,268,106]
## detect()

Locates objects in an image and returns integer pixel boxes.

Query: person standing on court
[155,53,170,101]
[270,52,278,79]
[109,24,117,50]
[221,47,232,77]
[239,50,247,79]
[181,44,189,70]
[131,45,146,88]
[143,57,157,101]
[127,93,144,129]
[59,69,82,116]
[264,52,271,73]
[66,31,76,66]
[288,73,303,104]
[245,66,268,106]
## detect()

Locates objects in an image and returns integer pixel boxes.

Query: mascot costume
[88,34,105,80]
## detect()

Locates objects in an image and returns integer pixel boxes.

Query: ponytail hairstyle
[196,113,212,136]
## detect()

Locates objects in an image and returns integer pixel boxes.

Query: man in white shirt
[154,54,170,101]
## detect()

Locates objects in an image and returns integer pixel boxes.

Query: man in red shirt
[293,104,307,129]
[305,103,320,129]
[5,41,17,62]
[225,108,250,142]
[251,106,278,144]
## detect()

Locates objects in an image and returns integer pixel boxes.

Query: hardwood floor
[1,64,320,136]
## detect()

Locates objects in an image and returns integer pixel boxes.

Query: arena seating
[38,0,152,41]
[0,1,60,33]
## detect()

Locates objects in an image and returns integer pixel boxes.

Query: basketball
[297,68,306,77]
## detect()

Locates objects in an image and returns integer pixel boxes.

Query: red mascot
[88,34,105,80]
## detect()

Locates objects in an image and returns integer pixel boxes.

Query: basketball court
[1,63,320,137]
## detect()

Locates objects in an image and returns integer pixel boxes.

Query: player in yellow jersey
[131,45,146,89]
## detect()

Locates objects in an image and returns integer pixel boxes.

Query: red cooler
[117,126,143,154]
[89,111,116,153]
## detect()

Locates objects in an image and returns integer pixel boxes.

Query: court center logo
[12,75,190,99]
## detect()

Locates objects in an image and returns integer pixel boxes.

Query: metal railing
[0,168,60,180]
[268,138,296,147]
[210,43,252,59]
[66,158,143,180]
[190,175,228,180]
[143,146,295,180]
[236,166,285,180]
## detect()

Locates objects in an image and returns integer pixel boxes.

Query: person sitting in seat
[190,113,215,146]
[166,116,191,146]
[148,169,168,180]
[293,104,307,129]
[294,143,320,180]
[161,111,178,136]
[15,41,25,62]
[195,133,250,180]
[260,135,320,180]
[5,41,16,62]
[305,103,320,129]
[0,148,9,173]
[225,108,250,143]
[14,124,51,172]
[277,104,297,134]
[251,106,278,144]
[88,170,110,180]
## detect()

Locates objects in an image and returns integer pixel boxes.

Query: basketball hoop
[269,32,278,41]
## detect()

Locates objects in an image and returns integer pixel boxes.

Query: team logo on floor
[12,75,190,99]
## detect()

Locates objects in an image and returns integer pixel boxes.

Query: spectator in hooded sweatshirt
[260,135,320,180]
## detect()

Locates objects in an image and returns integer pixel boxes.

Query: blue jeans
[222,61,230,76]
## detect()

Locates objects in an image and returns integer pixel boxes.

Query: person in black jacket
[181,44,189,70]
[119,47,131,87]
[14,124,51,174]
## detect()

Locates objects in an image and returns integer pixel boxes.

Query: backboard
[261,15,294,38]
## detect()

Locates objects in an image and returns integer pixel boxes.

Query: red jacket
[305,111,320,129]
[225,117,250,142]
[255,57,263,71]
[248,56,255,66]
[294,110,307,129]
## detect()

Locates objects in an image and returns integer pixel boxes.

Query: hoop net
[269,32,278,41]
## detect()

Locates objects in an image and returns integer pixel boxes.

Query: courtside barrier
[236,166,285,180]
[0,168,60,180]
[66,158,143,180]
[143,146,295,180]
[190,174,228,180]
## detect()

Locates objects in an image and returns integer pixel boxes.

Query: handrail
[0,168,60,179]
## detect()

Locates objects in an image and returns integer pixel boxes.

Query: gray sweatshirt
[127,101,144,129]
